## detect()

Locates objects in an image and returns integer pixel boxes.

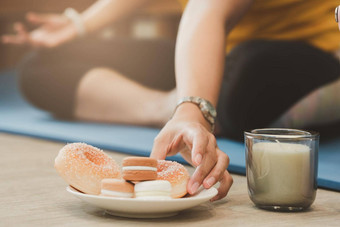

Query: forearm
[81,0,152,33]
[175,0,253,107]
[175,7,225,107]
[152,0,252,200]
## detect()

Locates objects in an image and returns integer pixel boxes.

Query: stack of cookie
[100,157,189,199]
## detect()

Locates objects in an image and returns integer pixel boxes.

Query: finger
[2,22,27,45]
[167,128,195,164]
[26,12,69,29]
[26,12,51,25]
[166,133,185,157]
[210,170,233,202]
[1,34,26,45]
[2,23,22,44]
[187,145,217,194]
[187,129,209,166]
[187,165,203,195]
[202,150,229,189]
[150,132,172,160]
[14,23,29,38]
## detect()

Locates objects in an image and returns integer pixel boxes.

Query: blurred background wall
[0,0,182,70]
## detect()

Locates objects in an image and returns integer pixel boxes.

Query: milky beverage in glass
[245,129,318,211]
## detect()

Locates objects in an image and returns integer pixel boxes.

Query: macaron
[134,180,172,199]
[122,157,158,181]
[100,179,134,198]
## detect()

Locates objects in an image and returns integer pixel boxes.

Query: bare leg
[271,78,340,128]
[74,67,177,127]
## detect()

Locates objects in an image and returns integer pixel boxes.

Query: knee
[82,67,111,80]
[78,67,111,90]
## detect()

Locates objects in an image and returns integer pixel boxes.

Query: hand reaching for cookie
[2,12,77,48]
[151,104,233,202]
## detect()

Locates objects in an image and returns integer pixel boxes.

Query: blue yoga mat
[0,70,339,191]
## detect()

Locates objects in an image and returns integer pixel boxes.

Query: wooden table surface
[1,133,339,226]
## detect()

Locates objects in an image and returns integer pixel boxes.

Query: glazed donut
[55,143,121,195]
[157,160,189,198]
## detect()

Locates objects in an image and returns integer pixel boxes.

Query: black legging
[17,37,176,119]
[17,38,340,140]
[218,40,340,139]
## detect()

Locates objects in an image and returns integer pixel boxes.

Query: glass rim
[244,128,319,140]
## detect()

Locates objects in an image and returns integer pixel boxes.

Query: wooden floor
[1,133,339,226]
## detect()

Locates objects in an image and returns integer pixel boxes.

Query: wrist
[64,8,87,37]
[173,96,217,132]
[172,103,213,131]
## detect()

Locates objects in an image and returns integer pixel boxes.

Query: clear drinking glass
[244,128,319,211]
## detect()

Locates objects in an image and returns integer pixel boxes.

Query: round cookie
[122,157,157,181]
[100,179,134,198]
[134,180,172,199]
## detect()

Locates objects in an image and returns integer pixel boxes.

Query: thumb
[26,12,67,29]
[26,12,49,25]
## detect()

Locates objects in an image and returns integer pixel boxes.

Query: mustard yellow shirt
[178,0,340,53]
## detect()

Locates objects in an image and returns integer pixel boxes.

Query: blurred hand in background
[2,12,77,48]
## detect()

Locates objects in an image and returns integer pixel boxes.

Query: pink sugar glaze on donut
[157,160,189,198]
[55,143,121,195]
[65,143,118,170]
[157,160,188,184]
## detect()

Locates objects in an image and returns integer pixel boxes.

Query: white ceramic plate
[67,186,217,218]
